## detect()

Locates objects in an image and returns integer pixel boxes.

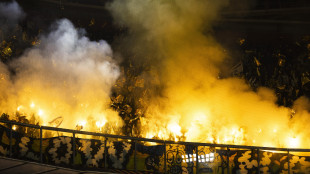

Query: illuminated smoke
[108,0,310,148]
[0,19,123,131]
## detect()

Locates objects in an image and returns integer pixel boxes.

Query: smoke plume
[108,0,310,148]
[0,19,123,131]
[0,0,25,37]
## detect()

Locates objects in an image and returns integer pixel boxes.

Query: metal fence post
[40,127,43,163]
[227,147,230,174]
[196,146,199,174]
[104,137,107,169]
[9,124,12,157]
[164,141,167,174]
[134,140,137,171]
[287,150,290,174]
[257,148,260,174]
[72,131,75,165]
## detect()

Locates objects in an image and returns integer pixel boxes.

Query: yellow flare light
[96,120,106,128]
[17,105,22,111]
[30,102,35,108]
[288,137,300,148]
[167,122,181,136]
[38,109,44,116]
[78,120,87,127]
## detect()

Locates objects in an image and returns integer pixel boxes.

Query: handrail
[2,118,308,173]
[1,119,309,152]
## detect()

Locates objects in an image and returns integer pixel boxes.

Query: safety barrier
[0,119,310,173]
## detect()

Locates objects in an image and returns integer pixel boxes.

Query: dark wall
[15,0,118,43]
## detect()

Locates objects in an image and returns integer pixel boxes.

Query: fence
[1,119,310,173]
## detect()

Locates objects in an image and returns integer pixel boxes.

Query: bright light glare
[17,105,22,111]
[167,122,181,135]
[38,109,44,116]
[78,120,87,127]
[30,102,35,108]
[96,120,106,128]
[288,137,300,148]
[182,153,215,163]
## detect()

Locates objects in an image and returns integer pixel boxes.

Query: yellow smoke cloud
[108,0,310,148]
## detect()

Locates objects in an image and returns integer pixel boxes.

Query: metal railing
[1,119,310,173]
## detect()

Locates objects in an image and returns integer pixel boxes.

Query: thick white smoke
[0,19,123,130]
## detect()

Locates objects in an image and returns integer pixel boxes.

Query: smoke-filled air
[0,1,24,31]
[107,0,310,148]
[1,0,310,149]
[0,18,123,133]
